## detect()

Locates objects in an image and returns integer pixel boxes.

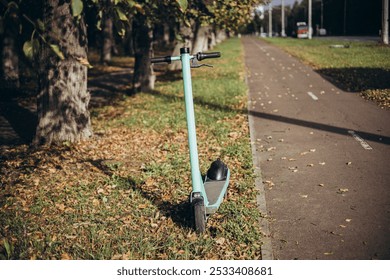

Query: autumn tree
[0,0,20,88]
[168,0,265,70]
[32,0,93,145]
[131,0,187,93]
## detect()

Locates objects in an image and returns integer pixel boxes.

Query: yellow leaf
[61,253,72,260]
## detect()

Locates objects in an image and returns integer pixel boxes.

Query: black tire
[193,198,206,233]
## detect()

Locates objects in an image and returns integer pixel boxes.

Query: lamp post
[308,0,312,39]
[281,0,286,37]
[269,2,273,38]
[383,0,389,44]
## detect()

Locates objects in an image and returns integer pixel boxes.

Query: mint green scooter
[151,48,230,233]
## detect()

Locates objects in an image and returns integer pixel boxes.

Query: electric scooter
[151,47,230,233]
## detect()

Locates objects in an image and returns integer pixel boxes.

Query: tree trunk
[132,14,155,93]
[34,0,92,145]
[163,24,170,46]
[168,23,193,71]
[192,24,210,54]
[123,19,134,56]
[215,29,227,44]
[209,28,217,49]
[100,14,114,64]
[0,11,20,89]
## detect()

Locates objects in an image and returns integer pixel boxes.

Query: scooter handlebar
[150,56,172,64]
[150,51,221,63]
[196,52,221,61]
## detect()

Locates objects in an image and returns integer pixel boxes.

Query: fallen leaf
[55,203,66,212]
[216,237,226,245]
[61,253,72,260]
[337,188,349,194]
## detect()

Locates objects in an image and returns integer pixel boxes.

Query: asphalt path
[243,36,390,260]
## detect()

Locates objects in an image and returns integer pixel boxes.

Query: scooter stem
[180,48,205,198]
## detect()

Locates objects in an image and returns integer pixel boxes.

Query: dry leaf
[61,253,72,260]
[338,188,349,194]
[216,237,226,245]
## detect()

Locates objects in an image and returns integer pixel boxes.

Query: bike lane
[243,36,390,260]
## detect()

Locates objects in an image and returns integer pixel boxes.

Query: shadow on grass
[0,88,37,145]
[316,67,390,92]
[88,159,194,231]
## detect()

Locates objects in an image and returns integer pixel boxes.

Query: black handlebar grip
[196,52,221,61]
[150,56,171,64]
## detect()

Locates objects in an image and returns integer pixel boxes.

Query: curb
[245,72,274,260]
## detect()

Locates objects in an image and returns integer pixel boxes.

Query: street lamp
[383,0,389,44]
[308,0,312,39]
[281,0,286,37]
[269,2,273,38]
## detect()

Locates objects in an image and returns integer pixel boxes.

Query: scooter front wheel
[192,198,206,233]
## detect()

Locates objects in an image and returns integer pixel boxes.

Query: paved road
[243,36,390,260]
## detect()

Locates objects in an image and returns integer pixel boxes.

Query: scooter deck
[204,171,229,214]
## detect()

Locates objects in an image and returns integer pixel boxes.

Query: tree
[34,0,92,145]
[169,0,266,66]
[132,11,154,93]
[0,1,20,88]
[100,0,115,64]
[2,0,265,146]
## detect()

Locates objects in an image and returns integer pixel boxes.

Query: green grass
[0,38,262,260]
[263,37,390,107]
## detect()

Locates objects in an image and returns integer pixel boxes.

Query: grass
[0,38,263,260]
[263,37,390,108]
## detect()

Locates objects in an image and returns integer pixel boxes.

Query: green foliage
[49,44,65,60]
[71,0,84,17]
[176,0,188,12]
[184,0,266,31]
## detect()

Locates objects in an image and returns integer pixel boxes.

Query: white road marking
[307,91,319,100]
[348,130,373,150]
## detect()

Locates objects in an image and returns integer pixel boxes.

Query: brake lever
[191,58,213,68]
